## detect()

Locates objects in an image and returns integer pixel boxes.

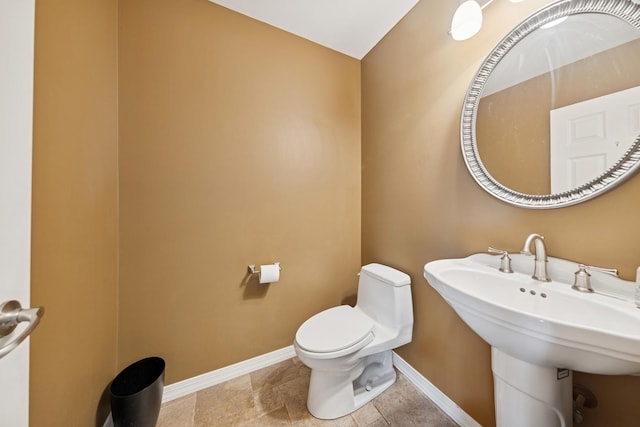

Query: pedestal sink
[424,253,640,427]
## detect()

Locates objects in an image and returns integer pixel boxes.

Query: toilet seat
[295,305,374,355]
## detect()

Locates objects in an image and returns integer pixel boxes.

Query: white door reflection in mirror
[550,86,640,192]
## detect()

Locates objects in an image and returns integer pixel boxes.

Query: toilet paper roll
[259,264,280,284]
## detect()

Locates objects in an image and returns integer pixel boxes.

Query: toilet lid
[295,305,374,353]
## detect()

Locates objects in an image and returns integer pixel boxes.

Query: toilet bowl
[294,263,413,419]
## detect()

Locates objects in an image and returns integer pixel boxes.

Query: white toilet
[294,263,413,419]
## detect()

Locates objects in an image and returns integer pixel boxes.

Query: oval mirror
[461,0,640,208]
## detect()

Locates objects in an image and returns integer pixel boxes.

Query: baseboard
[392,352,482,427]
[162,346,297,403]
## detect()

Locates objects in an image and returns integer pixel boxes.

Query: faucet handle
[584,265,618,277]
[488,247,508,255]
[572,264,594,293]
[572,264,619,293]
[488,247,514,273]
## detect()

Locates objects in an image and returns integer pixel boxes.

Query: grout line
[189,392,196,427]
[371,400,392,427]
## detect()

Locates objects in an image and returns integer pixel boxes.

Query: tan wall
[117,0,361,383]
[362,1,640,426]
[31,0,118,425]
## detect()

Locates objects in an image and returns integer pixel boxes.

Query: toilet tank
[356,263,413,332]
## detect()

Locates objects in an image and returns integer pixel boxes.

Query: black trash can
[110,357,165,427]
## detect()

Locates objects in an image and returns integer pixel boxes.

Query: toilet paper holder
[248,262,281,275]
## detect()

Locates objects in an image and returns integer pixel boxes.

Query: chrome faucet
[521,233,550,282]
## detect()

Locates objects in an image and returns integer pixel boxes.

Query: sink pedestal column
[492,348,573,427]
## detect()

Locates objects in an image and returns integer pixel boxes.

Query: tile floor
[157,357,459,427]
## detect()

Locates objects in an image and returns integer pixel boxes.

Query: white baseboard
[392,352,482,427]
[162,346,296,403]
[160,345,480,427]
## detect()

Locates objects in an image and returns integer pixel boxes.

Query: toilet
[294,263,413,420]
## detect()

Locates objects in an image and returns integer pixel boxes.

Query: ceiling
[207,0,420,59]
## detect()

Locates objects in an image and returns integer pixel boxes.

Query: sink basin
[424,253,640,375]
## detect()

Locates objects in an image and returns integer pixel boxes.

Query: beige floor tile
[253,381,287,418]
[194,374,257,426]
[239,406,291,427]
[351,402,389,427]
[373,373,458,426]
[250,359,308,391]
[290,414,357,427]
[277,376,311,423]
[251,358,312,418]
[157,394,196,427]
